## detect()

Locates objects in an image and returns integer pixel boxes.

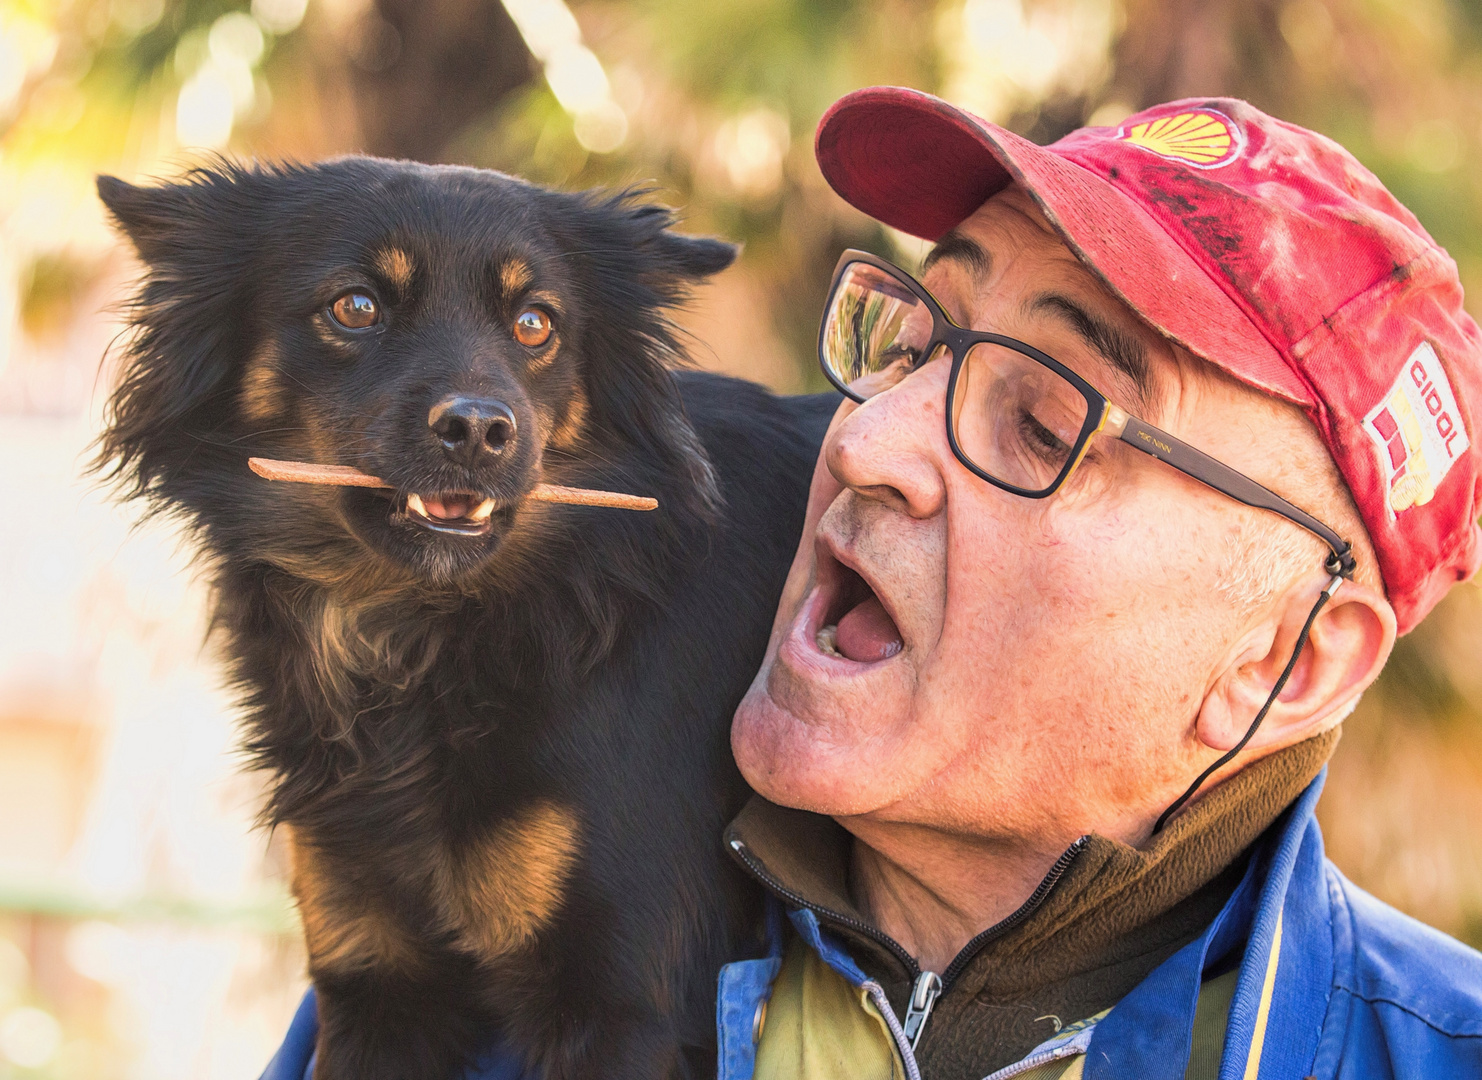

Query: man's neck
[836,732,1342,974]
[727,733,1341,1080]
[843,819,1080,974]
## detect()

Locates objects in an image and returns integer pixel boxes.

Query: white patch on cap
[1363,341,1470,519]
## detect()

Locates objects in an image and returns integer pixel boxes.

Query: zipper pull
[901,971,942,1051]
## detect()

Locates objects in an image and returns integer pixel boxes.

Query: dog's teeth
[816,624,841,657]
[467,498,496,522]
[407,493,428,517]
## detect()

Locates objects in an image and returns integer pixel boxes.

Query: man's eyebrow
[922,231,991,278]
[1031,293,1157,411]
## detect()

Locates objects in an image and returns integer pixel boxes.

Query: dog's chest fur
[270,606,591,956]
[220,378,833,1076]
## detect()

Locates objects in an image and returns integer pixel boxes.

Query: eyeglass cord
[1152,573,1345,835]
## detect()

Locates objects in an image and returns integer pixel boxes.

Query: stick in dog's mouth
[248,458,659,514]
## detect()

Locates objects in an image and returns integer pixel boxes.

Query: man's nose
[427,395,517,466]
[825,358,949,518]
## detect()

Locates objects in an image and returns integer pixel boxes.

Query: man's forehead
[921,208,1163,416]
[920,189,1104,296]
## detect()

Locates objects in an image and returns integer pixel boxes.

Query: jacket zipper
[938,837,1089,987]
[727,834,1090,1048]
[901,970,942,1049]
[728,837,921,974]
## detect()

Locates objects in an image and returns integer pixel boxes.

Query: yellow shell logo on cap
[1117,109,1242,168]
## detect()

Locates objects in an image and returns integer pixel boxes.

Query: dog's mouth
[402,491,500,536]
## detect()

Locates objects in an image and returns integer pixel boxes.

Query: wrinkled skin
[732,186,1397,971]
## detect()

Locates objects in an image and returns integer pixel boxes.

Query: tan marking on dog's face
[442,800,581,960]
[312,316,357,353]
[241,342,286,423]
[499,258,533,298]
[549,385,588,450]
[375,247,414,294]
[524,339,560,373]
[288,829,424,976]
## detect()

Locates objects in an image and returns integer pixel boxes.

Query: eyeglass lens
[952,342,1091,493]
[821,260,1091,494]
[820,263,932,398]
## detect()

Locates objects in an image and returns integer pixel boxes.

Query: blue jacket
[260,772,1482,1079]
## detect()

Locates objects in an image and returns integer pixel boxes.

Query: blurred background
[2,0,1482,1075]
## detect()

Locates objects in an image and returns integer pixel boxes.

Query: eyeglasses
[817,249,1355,579]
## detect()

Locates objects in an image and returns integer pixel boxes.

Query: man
[718,90,1482,1080]
[261,91,1482,1079]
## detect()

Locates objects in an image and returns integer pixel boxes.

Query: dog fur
[96,157,835,1079]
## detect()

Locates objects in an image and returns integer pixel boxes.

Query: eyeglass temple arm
[1102,405,1357,580]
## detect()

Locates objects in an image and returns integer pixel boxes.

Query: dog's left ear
[616,202,738,297]
[639,217,738,282]
[561,195,740,522]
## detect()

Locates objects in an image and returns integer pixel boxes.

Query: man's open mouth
[402,491,499,536]
[815,562,903,664]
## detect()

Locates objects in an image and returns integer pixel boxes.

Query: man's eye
[878,342,922,368]
[513,308,554,348]
[1017,408,1071,462]
[329,291,380,330]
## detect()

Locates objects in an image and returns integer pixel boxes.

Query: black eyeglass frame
[818,249,1356,579]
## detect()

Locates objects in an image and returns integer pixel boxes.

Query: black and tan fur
[95,158,834,1079]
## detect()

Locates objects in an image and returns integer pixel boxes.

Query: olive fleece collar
[724,729,1340,1080]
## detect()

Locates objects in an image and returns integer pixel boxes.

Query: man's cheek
[767,403,857,637]
[803,399,855,535]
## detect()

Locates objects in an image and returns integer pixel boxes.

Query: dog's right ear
[94,167,263,506]
[98,175,196,264]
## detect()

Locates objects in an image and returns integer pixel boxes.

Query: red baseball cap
[815,87,1482,634]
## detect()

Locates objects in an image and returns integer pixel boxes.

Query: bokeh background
[2,0,1482,1075]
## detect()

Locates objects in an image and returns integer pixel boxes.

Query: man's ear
[1197,572,1396,755]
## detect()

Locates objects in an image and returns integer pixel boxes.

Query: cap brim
[815,87,1313,406]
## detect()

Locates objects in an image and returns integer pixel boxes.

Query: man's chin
[730,658,917,818]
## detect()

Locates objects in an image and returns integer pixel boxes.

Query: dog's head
[96,159,735,586]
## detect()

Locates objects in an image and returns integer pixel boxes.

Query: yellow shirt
[754,935,1238,1080]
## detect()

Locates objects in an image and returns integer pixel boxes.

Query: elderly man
[717,90,1482,1080]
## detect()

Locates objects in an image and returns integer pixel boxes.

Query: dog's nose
[428,395,517,464]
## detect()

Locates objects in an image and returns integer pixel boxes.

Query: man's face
[732,186,1297,845]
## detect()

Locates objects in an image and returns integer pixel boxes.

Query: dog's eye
[513,308,553,348]
[330,291,380,330]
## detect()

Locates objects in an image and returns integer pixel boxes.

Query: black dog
[96,158,835,1079]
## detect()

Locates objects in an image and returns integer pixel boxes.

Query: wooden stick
[248,458,658,512]
[523,484,658,510]
[249,459,390,489]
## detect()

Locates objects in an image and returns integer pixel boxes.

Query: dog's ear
[95,166,263,506]
[658,233,737,279]
[616,201,738,289]
[98,175,199,263]
[556,194,738,523]
[640,218,737,282]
